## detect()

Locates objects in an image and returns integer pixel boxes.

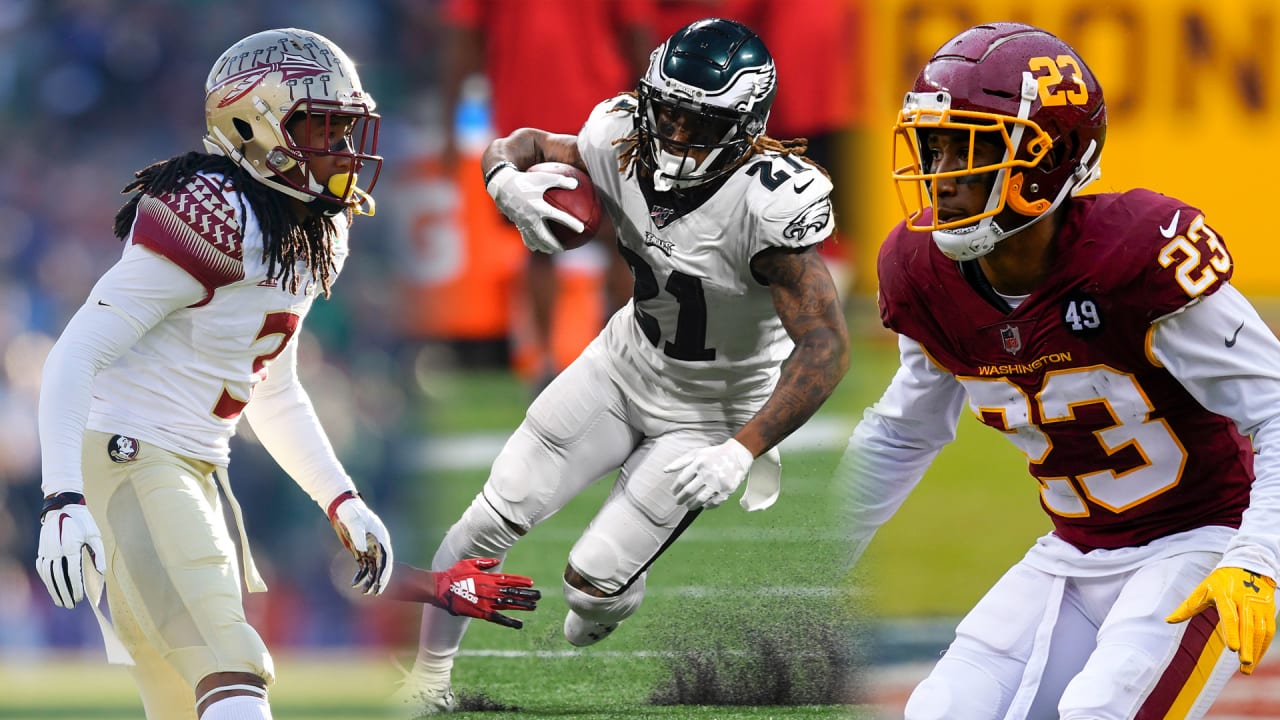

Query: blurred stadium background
[2,0,1278,718]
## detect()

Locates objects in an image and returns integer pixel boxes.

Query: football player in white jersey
[395,18,849,716]
[35,29,538,720]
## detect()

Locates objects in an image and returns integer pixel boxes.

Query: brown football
[529,161,602,250]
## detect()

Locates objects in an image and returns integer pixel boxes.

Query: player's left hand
[434,558,542,629]
[327,491,393,595]
[1167,566,1276,674]
[665,438,754,511]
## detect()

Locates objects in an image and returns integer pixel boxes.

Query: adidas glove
[1167,566,1276,674]
[434,558,541,629]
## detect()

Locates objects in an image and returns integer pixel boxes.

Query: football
[529,161,602,250]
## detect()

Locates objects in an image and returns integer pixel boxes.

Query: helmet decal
[212,57,334,109]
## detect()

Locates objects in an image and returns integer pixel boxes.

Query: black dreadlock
[609,94,832,183]
[113,152,342,297]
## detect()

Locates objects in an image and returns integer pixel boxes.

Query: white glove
[327,491,394,595]
[665,439,755,511]
[36,496,106,609]
[486,164,584,254]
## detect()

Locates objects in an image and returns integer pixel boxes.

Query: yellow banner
[851,2,1278,295]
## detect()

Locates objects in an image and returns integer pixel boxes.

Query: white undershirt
[996,290,1030,310]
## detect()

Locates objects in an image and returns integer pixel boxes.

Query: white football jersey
[86,171,346,465]
[576,95,835,421]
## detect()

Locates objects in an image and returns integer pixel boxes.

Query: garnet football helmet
[636,18,776,192]
[893,23,1107,260]
[204,28,382,215]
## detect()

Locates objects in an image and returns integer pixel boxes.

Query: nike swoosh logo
[793,178,815,194]
[97,300,111,307]
[58,512,71,540]
[1159,210,1181,239]
[1226,320,1245,347]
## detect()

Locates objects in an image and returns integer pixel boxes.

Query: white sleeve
[1151,283,1280,579]
[39,244,205,495]
[838,334,967,568]
[241,338,357,510]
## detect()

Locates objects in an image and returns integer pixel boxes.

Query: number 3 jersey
[877,189,1260,552]
[575,95,835,422]
[84,172,346,466]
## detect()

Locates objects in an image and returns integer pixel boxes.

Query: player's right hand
[1167,566,1277,674]
[36,494,106,609]
[434,558,541,629]
[486,165,583,254]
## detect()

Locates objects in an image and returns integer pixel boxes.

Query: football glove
[666,438,754,511]
[432,557,542,629]
[1167,566,1276,675]
[36,493,106,609]
[327,491,393,595]
[486,164,583,254]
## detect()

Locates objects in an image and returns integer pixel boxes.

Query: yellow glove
[1166,566,1276,675]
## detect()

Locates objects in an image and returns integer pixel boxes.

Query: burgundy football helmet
[893,23,1107,260]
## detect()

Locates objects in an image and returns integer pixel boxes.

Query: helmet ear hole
[233,118,254,142]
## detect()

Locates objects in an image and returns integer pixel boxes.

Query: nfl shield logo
[999,325,1022,356]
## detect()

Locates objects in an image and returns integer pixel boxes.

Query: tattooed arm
[735,246,850,456]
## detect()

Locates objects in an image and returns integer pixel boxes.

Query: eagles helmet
[636,18,777,191]
[893,22,1107,260]
[204,28,382,214]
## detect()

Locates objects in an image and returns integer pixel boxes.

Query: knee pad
[431,494,522,572]
[904,657,1015,720]
[563,573,646,626]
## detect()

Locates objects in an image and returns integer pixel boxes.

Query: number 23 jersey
[878,189,1254,552]
[576,95,835,420]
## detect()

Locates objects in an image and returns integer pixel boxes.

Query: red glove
[434,558,541,629]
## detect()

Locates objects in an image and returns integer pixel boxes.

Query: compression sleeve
[1151,283,1280,579]
[39,244,205,495]
[837,334,967,569]
[241,338,358,509]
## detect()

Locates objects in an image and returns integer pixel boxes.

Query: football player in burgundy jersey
[394,18,849,715]
[34,29,536,720]
[839,22,1280,720]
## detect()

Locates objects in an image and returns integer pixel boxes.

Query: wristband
[483,161,517,189]
[326,490,360,522]
[41,491,86,520]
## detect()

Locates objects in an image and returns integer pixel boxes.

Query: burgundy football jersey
[878,189,1254,552]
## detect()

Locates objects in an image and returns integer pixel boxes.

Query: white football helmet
[204,28,382,214]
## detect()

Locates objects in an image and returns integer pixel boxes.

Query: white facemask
[653,149,700,192]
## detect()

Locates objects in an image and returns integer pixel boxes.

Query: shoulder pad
[130,173,245,291]
[747,154,835,249]
[579,94,638,167]
[1080,190,1232,318]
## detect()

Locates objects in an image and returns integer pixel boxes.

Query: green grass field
[0,331,1050,719]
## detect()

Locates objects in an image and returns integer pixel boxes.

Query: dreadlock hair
[113,151,342,297]
[610,94,832,184]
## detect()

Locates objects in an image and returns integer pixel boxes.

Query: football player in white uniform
[395,18,849,716]
[35,28,538,720]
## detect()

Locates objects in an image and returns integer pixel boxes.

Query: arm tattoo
[739,248,849,455]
